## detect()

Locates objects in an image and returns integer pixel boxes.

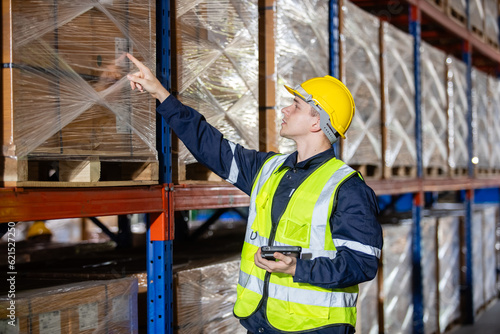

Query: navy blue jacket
[158,95,383,334]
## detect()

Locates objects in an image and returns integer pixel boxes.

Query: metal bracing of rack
[2,0,500,333]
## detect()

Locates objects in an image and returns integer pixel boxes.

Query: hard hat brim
[284,84,306,100]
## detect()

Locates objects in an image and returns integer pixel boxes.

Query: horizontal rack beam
[2,177,500,222]
[173,183,250,211]
[0,185,165,223]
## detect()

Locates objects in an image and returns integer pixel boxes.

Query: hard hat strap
[295,85,339,144]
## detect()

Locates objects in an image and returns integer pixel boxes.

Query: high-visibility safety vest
[233,154,360,332]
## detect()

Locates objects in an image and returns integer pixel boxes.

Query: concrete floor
[449,299,500,334]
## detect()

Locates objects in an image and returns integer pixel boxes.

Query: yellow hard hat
[284,75,355,143]
[27,221,52,239]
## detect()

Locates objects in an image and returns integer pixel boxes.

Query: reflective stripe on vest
[234,155,359,331]
[238,270,357,308]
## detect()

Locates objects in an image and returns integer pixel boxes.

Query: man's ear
[310,115,322,133]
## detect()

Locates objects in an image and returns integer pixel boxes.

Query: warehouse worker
[126,53,382,334]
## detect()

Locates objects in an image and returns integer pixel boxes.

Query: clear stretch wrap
[447,0,467,22]
[175,0,259,165]
[446,56,469,172]
[0,277,138,333]
[5,0,157,163]
[421,217,438,334]
[275,0,329,153]
[472,68,490,169]
[382,221,413,334]
[469,0,485,32]
[484,0,499,45]
[355,274,379,334]
[174,258,244,333]
[487,76,500,169]
[341,1,382,169]
[382,22,416,170]
[473,209,486,312]
[480,205,499,304]
[437,215,461,331]
[421,42,448,173]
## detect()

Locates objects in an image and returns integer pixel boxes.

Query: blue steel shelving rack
[409,5,425,333]
[147,0,174,333]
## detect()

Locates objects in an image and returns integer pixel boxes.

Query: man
[126,53,382,334]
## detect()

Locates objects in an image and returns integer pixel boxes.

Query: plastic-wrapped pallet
[341,0,382,177]
[446,56,469,176]
[483,0,499,47]
[472,68,491,172]
[276,0,329,153]
[421,217,438,334]
[480,205,499,304]
[174,258,245,333]
[382,221,412,334]
[446,0,467,26]
[487,76,500,170]
[0,277,138,333]
[469,0,485,36]
[473,209,486,313]
[2,0,158,186]
[382,21,416,178]
[421,42,448,176]
[355,274,379,334]
[174,0,259,172]
[437,215,461,332]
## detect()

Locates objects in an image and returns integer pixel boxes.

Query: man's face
[280,97,317,141]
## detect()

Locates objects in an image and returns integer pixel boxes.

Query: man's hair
[309,104,319,118]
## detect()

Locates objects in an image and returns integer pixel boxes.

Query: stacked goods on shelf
[473,205,499,313]
[275,0,329,154]
[472,69,492,175]
[382,22,416,179]
[340,1,383,179]
[446,56,469,177]
[487,76,500,173]
[173,257,244,333]
[381,220,413,334]
[484,0,499,48]
[421,42,448,177]
[469,0,485,37]
[355,273,379,334]
[446,0,467,26]
[173,0,259,182]
[435,213,462,332]
[1,0,158,187]
[421,217,439,334]
[0,277,138,333]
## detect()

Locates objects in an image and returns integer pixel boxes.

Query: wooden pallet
[471,24,485,40]
[450,167,469,178]
[1,156,158,187]
[388,165,417,179]
[485,36,499,50]
[351,164,382,180]
[446,5,467,28]
[424,166,448,178]
[475,167,500,178]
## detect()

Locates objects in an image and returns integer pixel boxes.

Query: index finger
[126,53,149,71]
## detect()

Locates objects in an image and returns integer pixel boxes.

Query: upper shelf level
[2,177,500,223]
[351,0,500,73]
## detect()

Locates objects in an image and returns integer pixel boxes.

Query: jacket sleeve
[293,175,383,289]
[157,95,274,195]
